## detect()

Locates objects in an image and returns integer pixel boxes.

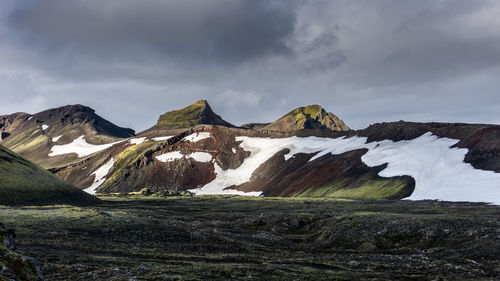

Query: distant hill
[0,144,99,205]
[152,100,234,129]
[262,105,349,132]
[0,104,134,168]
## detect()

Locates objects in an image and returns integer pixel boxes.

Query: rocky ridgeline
[0,223,45,281]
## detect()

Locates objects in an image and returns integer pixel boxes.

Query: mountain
[4,101,499,203]
[51,117,500,204]
[152,100,235,129]
[0,144,99,205]
[261,105,349,132]
[0,104,135,168]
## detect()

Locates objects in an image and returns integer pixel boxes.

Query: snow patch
[190,163,262,196]
[83,158,114,194]
[49,135,122,158]
[232,148,236,153]
[155,151,184,162]
[41,124,49,130]
[156,151,213,163]
[52,135,63,142]
[183,132,210,142]
[152,136,173,141]
[27,116,33,121]
[187,152,212,163]
[129,137,147,145]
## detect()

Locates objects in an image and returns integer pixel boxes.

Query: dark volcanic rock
[1,223,45,281]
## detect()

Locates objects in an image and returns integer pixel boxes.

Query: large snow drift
[190,133,500,204]
[49,135,122,158]
[362,133,500,204]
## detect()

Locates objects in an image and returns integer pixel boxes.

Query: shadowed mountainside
[0,144,99,206]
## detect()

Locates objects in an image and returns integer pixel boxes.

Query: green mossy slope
[263,105,350,132]
[154,100,234,128]
[0,145,99,206]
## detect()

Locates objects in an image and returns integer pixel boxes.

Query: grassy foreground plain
[1,195,499,280]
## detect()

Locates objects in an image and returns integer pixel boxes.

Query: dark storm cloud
[0,0,499,131]
[8,0,296,63]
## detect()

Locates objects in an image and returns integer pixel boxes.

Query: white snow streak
[83,158,114,194]
[155,151,213,163]
[49,135,122,158]
[152,136,173,141]
[52,135,62,142]
[183,132,210,142]
[129,137,147,145]
[41,124,49,130]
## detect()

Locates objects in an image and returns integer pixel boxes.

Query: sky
[1,0,499,131]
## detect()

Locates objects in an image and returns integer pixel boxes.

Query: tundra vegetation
[0,195,498,280]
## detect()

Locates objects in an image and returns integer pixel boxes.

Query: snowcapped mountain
[1,101,499,204]
[0,104,134,169]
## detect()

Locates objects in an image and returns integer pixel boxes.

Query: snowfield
[83,158,114,194]
[190,133,500,204]
[49,135,122,158]
[183,132,210,142]
[361,133,500,204]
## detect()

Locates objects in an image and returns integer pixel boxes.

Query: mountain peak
[155,100,234,128]
[262,104,350,132]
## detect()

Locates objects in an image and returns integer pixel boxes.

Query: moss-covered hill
[0,145,99,206]
[262,105,349,132]
[153,100,234,129]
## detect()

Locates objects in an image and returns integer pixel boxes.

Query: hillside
[0,145,99,205]
[0,104,135,168]
[262,105,349,132]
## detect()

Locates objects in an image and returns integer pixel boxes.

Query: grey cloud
[0,0,499,132]
[8,0,296,64]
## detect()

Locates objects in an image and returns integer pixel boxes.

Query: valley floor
[0,196,499,280]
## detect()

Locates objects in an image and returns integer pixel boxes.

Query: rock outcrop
[1,223,45,281]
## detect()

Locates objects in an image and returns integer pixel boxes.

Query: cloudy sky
[1,0,499,131]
